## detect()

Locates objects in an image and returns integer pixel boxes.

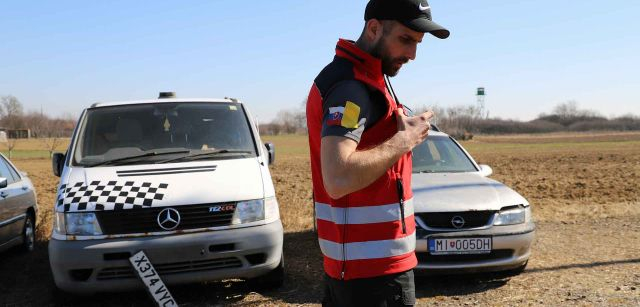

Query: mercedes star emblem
[157,208,181,231]
[451,216,465,229]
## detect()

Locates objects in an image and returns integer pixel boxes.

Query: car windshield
[412,135,478,173]
[73,102,257,166]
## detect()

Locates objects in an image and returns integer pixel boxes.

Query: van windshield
[73,102,257,166]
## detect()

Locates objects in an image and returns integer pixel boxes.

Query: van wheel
[249,256,284,290]
[21,214,35,252]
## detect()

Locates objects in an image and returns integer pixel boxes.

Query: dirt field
[0,132,639,306]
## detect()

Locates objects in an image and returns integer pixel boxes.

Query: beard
[371,38,410,77]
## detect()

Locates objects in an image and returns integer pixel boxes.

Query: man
[306,0,449,305]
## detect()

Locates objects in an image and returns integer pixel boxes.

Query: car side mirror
[264,142,275,165]
[0,177,7,189]
[478,164,493,177]
[52,153,66,177]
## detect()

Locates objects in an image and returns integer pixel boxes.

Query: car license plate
[428,237,492,255]
[129,251,178,307]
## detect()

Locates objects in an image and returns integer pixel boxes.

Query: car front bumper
[414,221,535,274]
[48,221,283,294]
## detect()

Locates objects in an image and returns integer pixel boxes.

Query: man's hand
[320,109,435,199]
[392,109,434,152]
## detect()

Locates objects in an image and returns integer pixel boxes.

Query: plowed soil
[0,132,638,306]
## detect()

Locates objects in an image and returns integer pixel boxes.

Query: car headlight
[55,212,103,235]
[232,199,265,224]
[493,206,526,226]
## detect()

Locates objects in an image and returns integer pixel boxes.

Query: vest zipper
[396,178,407,234]
[341,206,348,280]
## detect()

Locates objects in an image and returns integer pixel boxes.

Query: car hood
[57,158,265,212]
[411,172,528,212]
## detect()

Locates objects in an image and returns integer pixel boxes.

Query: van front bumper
[48,221,283,294]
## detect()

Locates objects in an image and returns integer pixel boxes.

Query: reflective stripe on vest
[319,232,416,261]
[315,199,414,225]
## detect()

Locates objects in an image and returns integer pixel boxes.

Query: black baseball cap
[365,0,450,39]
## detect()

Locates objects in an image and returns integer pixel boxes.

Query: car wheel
[249,254,285,290]
[21,213,35,252]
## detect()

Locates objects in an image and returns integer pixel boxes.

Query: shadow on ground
[4,231,637,306]
[0,231,325,306]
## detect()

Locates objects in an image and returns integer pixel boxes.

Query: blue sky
[0,0,638,122]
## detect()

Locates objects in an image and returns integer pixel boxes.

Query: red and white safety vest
[306,39,416,280]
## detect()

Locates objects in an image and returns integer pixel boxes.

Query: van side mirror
[264,142,275,165]
[478,164,493,177]
[0,177,7,189]
[52,153,66,177]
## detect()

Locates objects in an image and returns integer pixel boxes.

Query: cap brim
[404,18,450,39]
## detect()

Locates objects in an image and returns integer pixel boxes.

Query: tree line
[0,95,76,138]
[258,100,640,137]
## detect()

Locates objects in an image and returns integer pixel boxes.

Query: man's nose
[407,44,417,61]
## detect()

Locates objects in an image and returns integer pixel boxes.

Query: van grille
[96,203,236,235]
[415,211,495,230]
[96,257,242,280]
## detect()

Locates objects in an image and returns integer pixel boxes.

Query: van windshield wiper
[87,149,191,167]
[158,149,253,163]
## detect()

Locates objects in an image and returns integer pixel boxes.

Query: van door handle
[22,186,29,191]
[0,191,8,198]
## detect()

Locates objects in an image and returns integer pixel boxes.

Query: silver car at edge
[0,153,38,254]
[411,128,535,274]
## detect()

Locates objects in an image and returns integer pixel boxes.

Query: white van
[49,93,283,294]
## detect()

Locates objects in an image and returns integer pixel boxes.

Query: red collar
[335,39,385,89]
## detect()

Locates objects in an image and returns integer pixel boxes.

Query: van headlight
[231,197,280,225]
[232,199,265,224]
[493,206,527,226]
[54,212,103,236]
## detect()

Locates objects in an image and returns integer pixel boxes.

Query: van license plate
[129,251,178,307]
[428,237,492,255]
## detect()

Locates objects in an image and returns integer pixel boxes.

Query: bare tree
[39,118,68,157]
[0,95,25,129]
[4,138,18,159]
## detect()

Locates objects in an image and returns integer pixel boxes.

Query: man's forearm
[321,134,408,199]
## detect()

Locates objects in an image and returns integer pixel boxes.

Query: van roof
[90,98,242,108]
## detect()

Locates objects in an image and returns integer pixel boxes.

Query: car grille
[417,249,513,264]
[96,203,236,235]
[96,257,242,280]
[415,211,496,229]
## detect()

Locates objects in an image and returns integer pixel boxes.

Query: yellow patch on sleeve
[341,101,361,129]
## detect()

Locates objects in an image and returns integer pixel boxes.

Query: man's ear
[365,19,383,42]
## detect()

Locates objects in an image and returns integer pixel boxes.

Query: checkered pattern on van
[56,181,169,212]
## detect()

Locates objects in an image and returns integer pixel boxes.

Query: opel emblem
[451,216,465,229]
[157,208,181,231]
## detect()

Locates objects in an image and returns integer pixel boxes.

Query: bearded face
[368,21,424,77]
[371,36,411,77]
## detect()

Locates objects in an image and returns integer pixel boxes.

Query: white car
[49,93,284,293]
[411,128,535,274]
